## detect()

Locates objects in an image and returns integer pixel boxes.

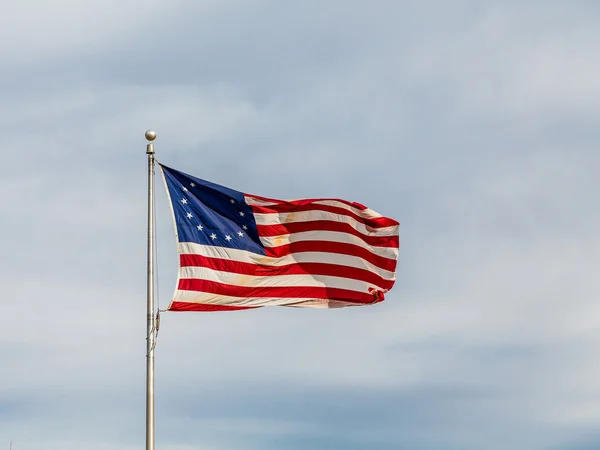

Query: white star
[230,199,235,204]
[190,182,196,187]
[225,235,232,241]
[237,231,244,237]
[181,199,188,204]
[242,225,248,230]
[182,187,188,192]
[239,211,245,217]
[186,213,193,219]
[197,224,203,231]
[210,233,217,240]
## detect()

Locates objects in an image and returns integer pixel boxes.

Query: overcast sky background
[1,1,599,449]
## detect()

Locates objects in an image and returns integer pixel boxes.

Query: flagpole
[145,129,157,450]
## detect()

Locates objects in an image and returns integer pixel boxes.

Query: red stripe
[264,241,398,272]
[180,254,395,290]
[178,279,382,304]
[257,221,399,248]
[169,301,259,312]
[251,204,398,229]
[247,194,370,211]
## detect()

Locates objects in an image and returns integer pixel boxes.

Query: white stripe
[313,200,384,220]
[244,197,281,207]
[245,195,385,219]
[172,290,363,308]
[178,242,396,280]
[259,231,398,259]
[254,211,399,237]
[284,299,358,308]
[179,266,379,292]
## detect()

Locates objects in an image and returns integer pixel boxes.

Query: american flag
[160,164,399,311]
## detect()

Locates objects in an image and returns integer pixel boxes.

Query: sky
[1,1,599,449]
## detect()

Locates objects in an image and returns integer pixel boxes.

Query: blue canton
[160,164,266,255]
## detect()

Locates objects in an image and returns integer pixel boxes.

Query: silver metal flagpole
[145,129,157,450]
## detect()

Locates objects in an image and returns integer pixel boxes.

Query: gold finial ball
[145,129,157,141]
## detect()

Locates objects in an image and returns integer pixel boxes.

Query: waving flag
[160,164,399,311]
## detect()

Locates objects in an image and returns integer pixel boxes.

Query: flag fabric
[159,164,400,311]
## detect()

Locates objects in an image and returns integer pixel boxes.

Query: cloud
[0,0,236,68]
[405,2,600,122]
[1,1,600,449]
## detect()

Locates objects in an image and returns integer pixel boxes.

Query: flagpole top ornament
[145,130,157,141]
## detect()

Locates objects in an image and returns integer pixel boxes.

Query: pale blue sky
[1,1,599,449]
